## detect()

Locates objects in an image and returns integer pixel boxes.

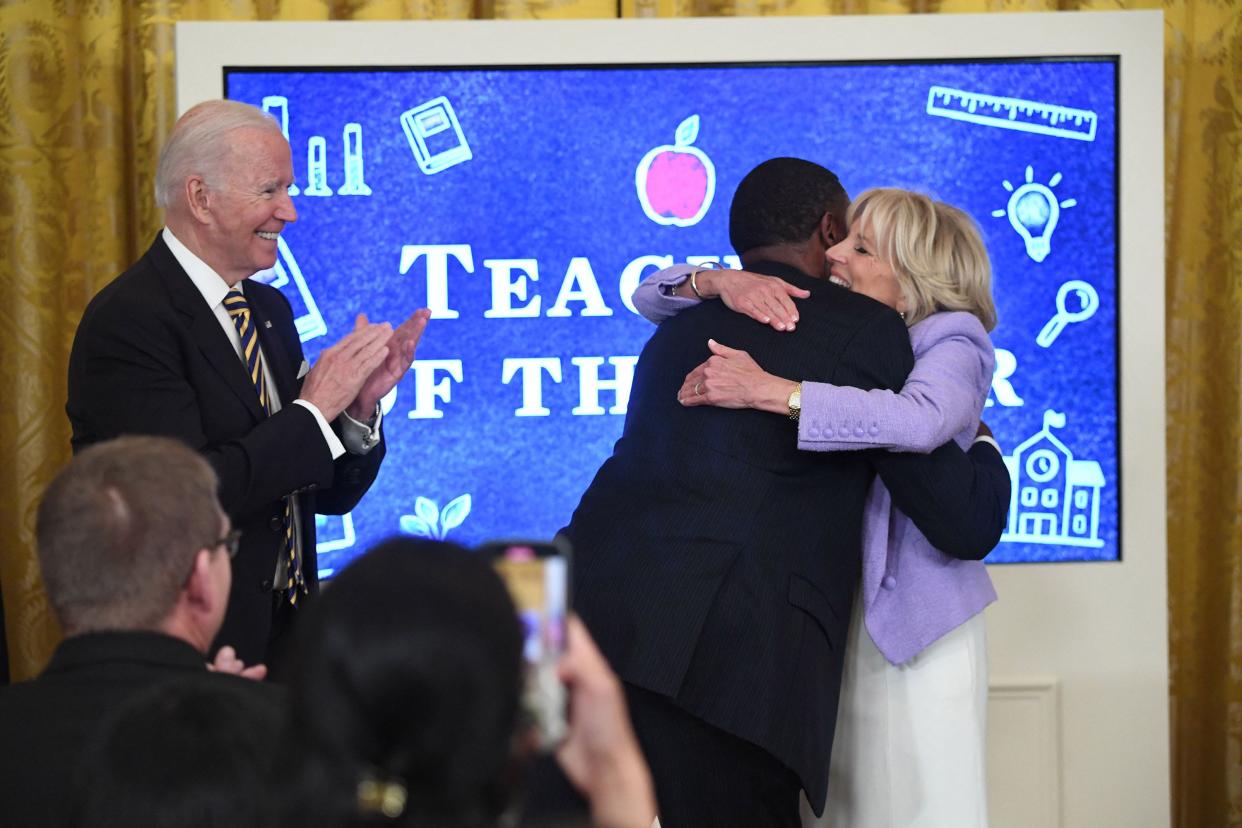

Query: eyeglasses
[214,529,242,560]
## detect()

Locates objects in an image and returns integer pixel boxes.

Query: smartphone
[478,537,571,750]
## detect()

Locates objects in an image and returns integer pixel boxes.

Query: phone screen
[481,539,570,750]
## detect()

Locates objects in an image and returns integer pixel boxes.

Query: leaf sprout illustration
[400,494,472,540]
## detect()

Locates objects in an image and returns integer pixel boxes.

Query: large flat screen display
[174,16,1149,571]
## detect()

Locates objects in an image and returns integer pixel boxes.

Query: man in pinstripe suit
[564,158,1009,826]
[66,100,429,667]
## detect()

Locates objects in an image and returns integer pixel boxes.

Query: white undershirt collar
[162,226,237,311]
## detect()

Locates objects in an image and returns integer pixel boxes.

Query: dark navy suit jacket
[565,262,1009,814]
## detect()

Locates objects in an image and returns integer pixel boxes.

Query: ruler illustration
[926,85,1098,142]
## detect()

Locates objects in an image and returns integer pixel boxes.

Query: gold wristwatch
[787,383,802,421]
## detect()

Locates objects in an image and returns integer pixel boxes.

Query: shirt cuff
[651,263,695,295]
[656,277,689,297]
[339,404,383,454]
[291,399,346,460]
[971,434,1002,455]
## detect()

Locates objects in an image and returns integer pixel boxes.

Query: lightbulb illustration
[992,166,1077,263]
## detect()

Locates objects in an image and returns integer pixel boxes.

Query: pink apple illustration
[635,115,716,227]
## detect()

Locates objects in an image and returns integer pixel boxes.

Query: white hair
[153,100,284,209]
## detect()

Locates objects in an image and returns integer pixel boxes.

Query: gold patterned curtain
[1,0,1237,824]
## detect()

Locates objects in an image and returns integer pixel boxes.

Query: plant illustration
[400,494,472,540]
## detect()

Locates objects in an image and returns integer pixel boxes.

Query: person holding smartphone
[274,537,655,828]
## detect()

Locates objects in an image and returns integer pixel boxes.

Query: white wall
[983,14,1168,825]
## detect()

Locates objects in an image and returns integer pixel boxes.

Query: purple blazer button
[881,575,897,590]
[808,427,821,438]
[869,425,880,436]
[855,427,866,437]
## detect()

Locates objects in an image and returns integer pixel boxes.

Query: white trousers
[800,595,990,828]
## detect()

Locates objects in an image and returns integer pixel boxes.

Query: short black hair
[728,157,849,256]
[69,677,281,828]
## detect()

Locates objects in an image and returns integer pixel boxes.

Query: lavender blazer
[633,267,998,664]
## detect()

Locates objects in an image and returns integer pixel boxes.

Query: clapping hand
[347,309,432,421]
[207,646,267,681]
[298,321,395,422]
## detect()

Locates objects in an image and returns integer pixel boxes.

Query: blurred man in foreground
[0,436,281,827]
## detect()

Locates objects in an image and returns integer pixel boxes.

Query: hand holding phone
[555,616,657,828]
[478,537,571,750]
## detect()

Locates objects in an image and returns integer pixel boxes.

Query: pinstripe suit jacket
[566,262,1010,815]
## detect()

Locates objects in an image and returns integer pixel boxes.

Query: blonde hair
[848,188,998,332]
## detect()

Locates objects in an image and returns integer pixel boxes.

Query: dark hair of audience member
[728,156,850,256]
[276,537,526,828]
[68,676,281,828]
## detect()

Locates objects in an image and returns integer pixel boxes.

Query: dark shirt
[0,631,283,828]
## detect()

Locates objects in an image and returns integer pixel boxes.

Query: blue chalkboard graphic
[400,494,473,540]
[400,96,473,175]
[262,95,300,196]
[338,123,372,196]
[249,237,327,343]
[635,115,717,227]
[1002,410,1105,549]
[315,512,357,558]
[993,166,1078,262]
[1036,280,1100,348]
[926,85,1098,142]
[228,57,1120,566]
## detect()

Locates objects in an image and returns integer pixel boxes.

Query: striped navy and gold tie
[224,287,305,604]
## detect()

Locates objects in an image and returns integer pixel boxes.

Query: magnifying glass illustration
[1036,279,1099,348]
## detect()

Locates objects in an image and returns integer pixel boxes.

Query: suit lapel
[148,236,266,423]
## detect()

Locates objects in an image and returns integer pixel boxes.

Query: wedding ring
[694,382,703,396]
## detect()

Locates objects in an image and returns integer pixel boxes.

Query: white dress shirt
[162,227,381,585]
